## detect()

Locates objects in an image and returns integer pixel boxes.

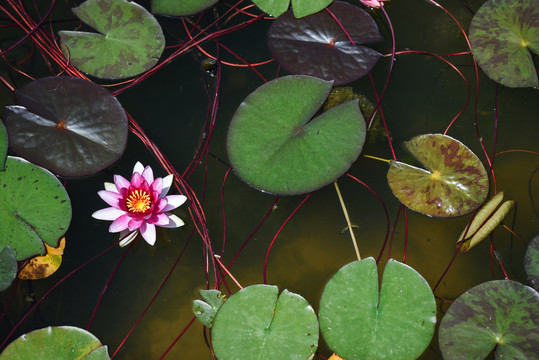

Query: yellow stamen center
[125,190,151,213]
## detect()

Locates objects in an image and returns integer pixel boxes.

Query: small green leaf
[291,0,334,18]
[387,134,489,217]
[0,247,17,292]
[439,280,539,359]
[524,234,539,291]
[193,289,225,327]
[58,0,165,79]
[227,75,366,195]
[252,0,290,18]
[0,157,71,261]
[0,326,110,359]
[469,0,539,88]
[152,0,219,16]
[0,120,7,170]
[319,258,436,360]
[212,284,319,359]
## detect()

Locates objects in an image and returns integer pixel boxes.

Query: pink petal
[159,213,185,228]
[150,177,163,199]
[114,175,131,193]
[92,207,126,221]
[98,190,123,209]
[119,230,139,247]
[130,172,144,188]
[142,166,154,184]
[153,198,168,213]
[109,214,131,233]
[140,223,156,245]
[162,195,187,212]
[148,212,169,226]
[159,174,174,198]
[133,162,144,175]
[128,218,144,231]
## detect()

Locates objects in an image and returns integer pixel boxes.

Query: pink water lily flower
[92,162,187,247]
[360,0,389,8]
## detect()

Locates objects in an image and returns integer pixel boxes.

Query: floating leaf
[0,120,7,170]
[4,77,128,177]
[267,1,383,85]
[211,284,319,359]
[227,75,366,195]
[319,258,436,360]
[0,247,17,292]
[0,157,71,261]
[252,0,334,18]
[469,0,538,88]
[193,289,225,328]
[0,326,111,359]
[439,280,539,359]
[524,234,539,291]
[58,0,165,79]
[387,134,489,217]
[18,237,66,280]
[152,0,219,16]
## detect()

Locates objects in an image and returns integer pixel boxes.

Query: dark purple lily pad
[0,120,7,170]
[524,234,539,291]
[439,280,539,359]
[267,1,383,85]
[3,77,128,177]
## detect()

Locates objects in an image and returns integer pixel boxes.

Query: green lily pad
[0,120,7,170]
[469,0,539,88]
[0,247,17,292]
[0,156,71,261]
[319,258,436,360]
[152,0,219,16]
[227,75,366,195]
[387,134,489,218]
[524,234,539,291]
[193,289,225,327]
[211,284,319,359]
[252,0,334,18]
[438,280,539,359]
[0,326,110,359]
[267,1,383,85]
[58,0,165,80]
[4,77,128,177]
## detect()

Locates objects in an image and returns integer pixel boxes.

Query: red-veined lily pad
[58,0,165,80]
[0,326,110,359]
[0,156,71,261]
[152,0,219,16]
[438,280,539,359]
[469,0,539,88]
[252,0,334,18]
[0,120,7,170]
[524,234,539,291]
[387,134,489,218]
[211,284,319,359]
[267,1,383,85]
[227,75,366,195]
[318,258,436,360]
[4,76,128,177]
[0,247,17,292]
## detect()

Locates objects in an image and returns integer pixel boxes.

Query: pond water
[1,0,538,359]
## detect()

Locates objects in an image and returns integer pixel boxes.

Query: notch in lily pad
[385,134,489,218]
[252,0,334,18]
[267,1,383,85]
[58,0,165,79]
[469,0,539,88]
[318,258,436,360]
[211,284,319,359]
[227,75,366,195]
[4,76,128,177]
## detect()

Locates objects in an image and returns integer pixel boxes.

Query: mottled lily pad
[18,237,66,280]
[0,247,17,292]
[4,76,128,177]
[0,326,110,359]
[211,284,319,359]
[193,289,225,327]
[0,120,7,170]
[387,134,489,218]
[267,1,383,85]
[152,0,219,16]
[319,258,436,360]
[469,0,539,88]
[58,0,165,79]
[252,0,334,18]
[0,157,71,261]
[524,234,539,291]
[439,280,539,359]
[227,75,366,195]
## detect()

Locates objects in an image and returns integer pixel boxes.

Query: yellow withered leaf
[18,238,66,280]
[458,192,504,242]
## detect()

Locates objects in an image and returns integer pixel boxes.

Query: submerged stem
[363,154,392,164]
[334,181,361,261]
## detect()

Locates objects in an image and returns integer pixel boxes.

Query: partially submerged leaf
[387,134,489,217]
[439,280,539,359]
[469,0,539,88]
[152,0,219,16]
[59,0,165,79]
[458,192,505,242]
[193,289,225,327]
[267,1,383,85]
[524,234,539,291]
[18,237,66,280]
[4,77,128,177]
[0,247,17,292]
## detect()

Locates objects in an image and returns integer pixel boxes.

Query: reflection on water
[1,0,538,359]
